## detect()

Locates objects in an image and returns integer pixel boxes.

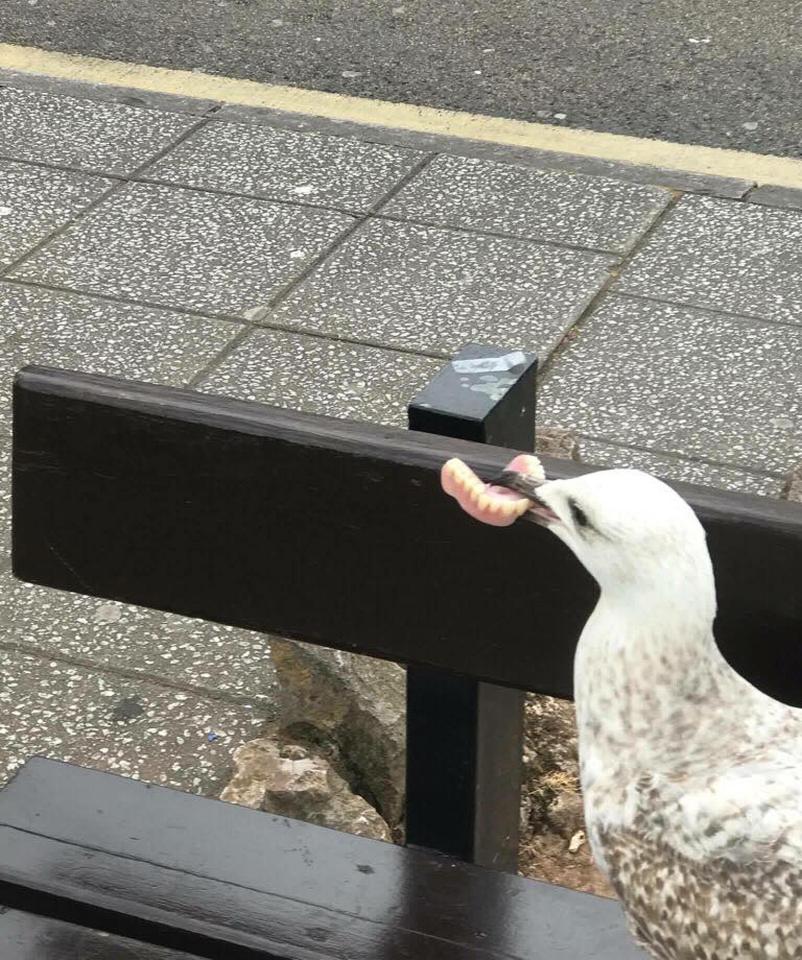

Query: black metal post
[406,343,538,871]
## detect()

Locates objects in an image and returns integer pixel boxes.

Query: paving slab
[147,120,425,210]
[212,106,754,200]
[618,194,802,324]
[0,86,196,176]
[200,327,442,425]
[0,159,114,268]
[0,571,277,705]
[0,281,241,433]
[383,154,670,252]
[0,648,265,790]
[538,296,802,474]
[577,439,782,497]
[273,218,615,357]
[10,183,356,316]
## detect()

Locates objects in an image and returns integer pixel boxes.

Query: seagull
[441,456,802,960]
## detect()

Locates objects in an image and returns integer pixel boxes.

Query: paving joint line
[0,275,450,363]
[0,115,212,279]
[122,167,627,257]
[120,114,213,179]
[573,432,787,480]
[265,150,438,311]
[0,178,126,280]
[133,174,363,217]
[185,325,256,390]
[248,317,450,360]
[0,152,128,182]
[0,635,273,710]
[372,208,622,256]
[2,148,625,258]
[187,314,450,389]
[189,152,440,388]
[536,193,682,382]
[611,290,802,332]
[0,274,248,323]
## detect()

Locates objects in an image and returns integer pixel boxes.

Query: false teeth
[440,456,544,527]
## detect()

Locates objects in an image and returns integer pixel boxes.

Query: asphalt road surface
[2,0,801,156]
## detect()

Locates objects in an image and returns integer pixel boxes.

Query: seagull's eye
[570,501,589,528]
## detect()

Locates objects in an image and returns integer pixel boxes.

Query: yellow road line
[2,41,802,189]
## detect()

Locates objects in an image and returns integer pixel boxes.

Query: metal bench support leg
[406,343,538,871]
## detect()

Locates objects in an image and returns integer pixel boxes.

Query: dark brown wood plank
[0,758,644,960]
[0,908,203,960]
[12,365,802,702]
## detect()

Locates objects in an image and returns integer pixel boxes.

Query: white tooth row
[443,458,531,518]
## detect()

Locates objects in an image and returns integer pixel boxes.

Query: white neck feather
[573,548,737,783]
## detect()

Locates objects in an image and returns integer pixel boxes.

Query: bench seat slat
[0,759,644,959]
[0,907,203,960]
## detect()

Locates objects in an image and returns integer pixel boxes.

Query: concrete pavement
[0,65,801,801]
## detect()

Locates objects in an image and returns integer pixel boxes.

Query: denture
[440,453,545,527]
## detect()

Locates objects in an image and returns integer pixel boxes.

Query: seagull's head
[442,458,715,607]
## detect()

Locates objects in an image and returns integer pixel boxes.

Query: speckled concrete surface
[10,182,356,316]
[200,327,442,425]
[148,120,426,210]
[0,282,242,432]
[0,437,8,556]
[0,86,196,176]
[274,218,615,357]
[618,194,802,324]
[0,648,266,790]
[578,439,782,497]
[538,296,802,474]
[2,73,800,812]
[0,571,277,704]
[0,159,114,267]
[384,155,671,252]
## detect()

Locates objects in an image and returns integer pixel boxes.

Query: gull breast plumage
[441,458,802,959]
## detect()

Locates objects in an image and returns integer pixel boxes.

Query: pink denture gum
[440,454,544,527]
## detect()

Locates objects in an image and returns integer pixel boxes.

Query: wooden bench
[5,354,802,958]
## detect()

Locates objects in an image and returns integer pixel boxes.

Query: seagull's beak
[486,470,561,526]
[485,470,544,498]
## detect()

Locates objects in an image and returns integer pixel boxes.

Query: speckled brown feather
[602,829,802,960]
[507,468,802,960]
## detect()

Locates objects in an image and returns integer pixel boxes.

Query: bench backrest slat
[12,366,802,703]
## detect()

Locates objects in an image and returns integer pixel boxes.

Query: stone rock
[267,640,611,892]
[536,426,580,461]
[270,640,406,831]
[221,737,392,842]
[782,464,802,502]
